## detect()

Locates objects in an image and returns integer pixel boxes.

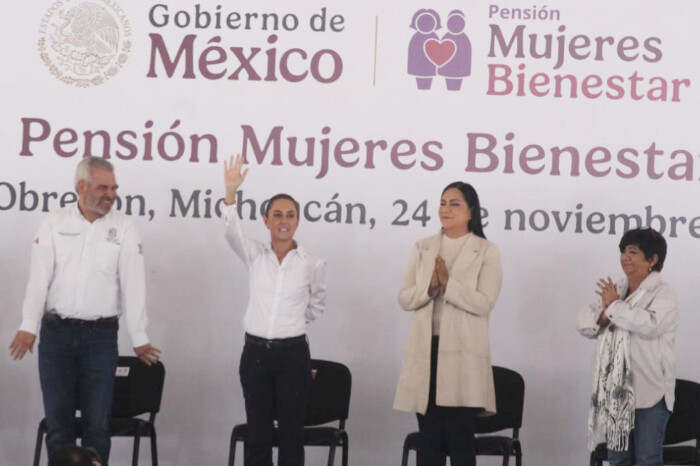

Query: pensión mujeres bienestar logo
[408,9,472,91]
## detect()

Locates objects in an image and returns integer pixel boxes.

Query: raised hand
[224,154,249,205]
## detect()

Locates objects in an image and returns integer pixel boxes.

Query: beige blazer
[393,233,502,415]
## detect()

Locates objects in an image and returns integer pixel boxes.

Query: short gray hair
[74,157,114,189]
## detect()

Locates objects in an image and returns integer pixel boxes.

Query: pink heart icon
[424,39,457,67]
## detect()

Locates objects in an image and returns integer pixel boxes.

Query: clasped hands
[595,277,620,328]
[428,256,449,298]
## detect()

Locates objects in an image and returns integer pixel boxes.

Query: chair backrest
[476,366,525,434]
[664,379,700,445]
[303,359,352,427]
[112,356,165,418]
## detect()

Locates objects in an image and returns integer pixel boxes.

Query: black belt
[245,333,306,349]
[43,313,119,329]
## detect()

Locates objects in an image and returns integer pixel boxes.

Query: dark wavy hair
[264,193,300,218]
[619,227,667,272]
[442,181,486,239]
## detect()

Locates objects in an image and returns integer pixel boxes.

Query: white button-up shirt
[577,272,678,410]
[19,205,150,347]
[223,204,326,339]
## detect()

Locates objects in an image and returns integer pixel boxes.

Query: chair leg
[327,442,337,466]
[150,428,159,466]
[33,427,44,466]
[132,433,141,466]
[514,441,522,466]
[401,443,409,466]
[228,431,237,466]
[342,432,349,466]
[491,439,510,466]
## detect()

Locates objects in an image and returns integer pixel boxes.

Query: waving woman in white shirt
[577,227,678,466]
[222,155,326,466]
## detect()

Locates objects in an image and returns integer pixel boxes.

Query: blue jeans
[608,398,671,466]
[38,314,118,465]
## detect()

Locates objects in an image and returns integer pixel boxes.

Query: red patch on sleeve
[34,237,39,244]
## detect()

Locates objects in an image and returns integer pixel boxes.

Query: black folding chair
[401,366,525,466]
[228,359,351,466]
[590,379,700,466]
[33,356,165,466]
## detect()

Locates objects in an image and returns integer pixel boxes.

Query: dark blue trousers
[239,334,312,466]
[38,314,118,465]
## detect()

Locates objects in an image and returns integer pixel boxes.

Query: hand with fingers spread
[224,154,249,205]
[9,330,36,361]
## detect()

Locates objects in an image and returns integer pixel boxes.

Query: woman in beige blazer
[394,181,502,466]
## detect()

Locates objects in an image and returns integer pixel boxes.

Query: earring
[648,266,652,272]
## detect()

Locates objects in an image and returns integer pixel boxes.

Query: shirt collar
[619,271,662,304]
[262,241,309,261]
[72,203,89,223]
[72,203,114,224]
[639,270,662,290]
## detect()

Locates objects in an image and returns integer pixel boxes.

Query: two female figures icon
[408,9,472,91]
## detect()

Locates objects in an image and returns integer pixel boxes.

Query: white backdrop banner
[2,1,700,465]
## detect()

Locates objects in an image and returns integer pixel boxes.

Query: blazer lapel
[451,234,480,272]
[421,234,441,257]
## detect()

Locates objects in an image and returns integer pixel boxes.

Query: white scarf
[587,286,646,452]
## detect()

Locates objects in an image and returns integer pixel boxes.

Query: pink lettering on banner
[483,19,687,101]
[240,125,444,179]
[16,118,445,179]
[486,64,691,102]
[463,131,700,184]
[19,118,218,163]
[147,33,343,83]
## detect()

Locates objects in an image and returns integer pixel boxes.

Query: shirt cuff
[419,285,434,308]
[223,202,238,221]
[19,319,40,336]
[604,301,620,320]
[443,278,458,303]
[129,331,150,348]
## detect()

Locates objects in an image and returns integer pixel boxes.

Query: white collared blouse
[223,204,326,339]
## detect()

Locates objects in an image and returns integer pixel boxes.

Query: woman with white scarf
[577,228,678,466]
